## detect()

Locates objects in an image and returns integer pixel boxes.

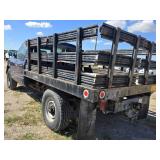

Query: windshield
[17,42,27,60]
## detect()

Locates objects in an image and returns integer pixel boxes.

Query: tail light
[99,90,106,99]
[83,89,89,98]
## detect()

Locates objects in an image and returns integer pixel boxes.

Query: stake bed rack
[24,23,156,102]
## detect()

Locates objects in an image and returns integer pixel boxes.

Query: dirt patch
[4,62,71,140]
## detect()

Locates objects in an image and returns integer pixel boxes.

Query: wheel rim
[46,100,56,122]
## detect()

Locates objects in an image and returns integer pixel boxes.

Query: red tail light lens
[83,89,89,98]
[99,90,106,99]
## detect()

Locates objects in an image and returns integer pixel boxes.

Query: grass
[11,90,22,97]
[4,115,23,126]
[15,131,71,140]
[4,109,10,113]
[4,89,70,140]
[4,93,42,126]
[23,112,41,125]
[17,133,41,140]
[4,102,11,106]
[20,101,41,112]
[4,110,71,140]
[26,103,41,113]
[4,103,42,126]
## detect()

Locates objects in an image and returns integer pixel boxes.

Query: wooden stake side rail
[29,25,98,46]
[25,63,156,88]
[100,23,156,87]
[100,23,156,51]
[27,25,98,87]
[26,24,156,90]
[28,51,155,69]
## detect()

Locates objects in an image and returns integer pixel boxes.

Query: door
[13,42,27,84]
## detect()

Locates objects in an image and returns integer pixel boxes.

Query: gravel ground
[4,62,156,140]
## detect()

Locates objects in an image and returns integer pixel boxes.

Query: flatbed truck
[6,23,156,139]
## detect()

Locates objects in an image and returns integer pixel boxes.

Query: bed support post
[53,33,58,78]
[128,36,141,86]
[37,37,41,74]
[75,27,82,85]
[108,28,121,88]
[144,42,154,84]
[77,99,97,140]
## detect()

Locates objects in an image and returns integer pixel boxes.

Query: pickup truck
[6,23,156,139]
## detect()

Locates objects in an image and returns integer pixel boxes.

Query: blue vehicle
[6,42,76,87]
[5,50,17,61]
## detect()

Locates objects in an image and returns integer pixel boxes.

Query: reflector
[99,90,106,99]
[83,89,89,98]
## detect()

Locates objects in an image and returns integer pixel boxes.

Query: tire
[42,89,71,132]
[7,69,17,90]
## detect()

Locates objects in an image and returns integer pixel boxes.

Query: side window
[17,42,27,60]
[57,48,62,53]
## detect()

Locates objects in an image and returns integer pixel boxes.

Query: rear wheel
[42,89,72,132]
[7,69,17,90]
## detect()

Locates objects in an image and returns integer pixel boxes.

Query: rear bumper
[80,84,156,103]
[102,84,156,101]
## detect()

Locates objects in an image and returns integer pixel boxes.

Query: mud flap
[138,95,150,119]
[77,99,97,140]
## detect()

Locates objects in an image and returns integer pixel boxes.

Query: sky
[4,20,156,52]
